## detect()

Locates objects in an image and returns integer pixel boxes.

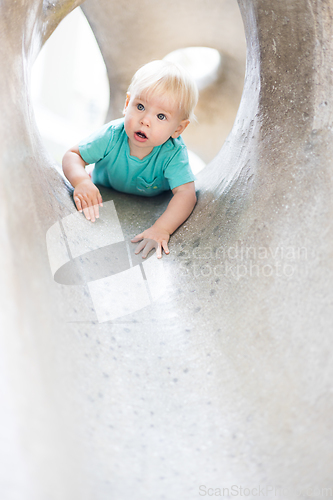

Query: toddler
[62,60,198,258]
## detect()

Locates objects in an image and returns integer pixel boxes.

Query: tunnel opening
[164,46,222,91]
[31,7,110,165]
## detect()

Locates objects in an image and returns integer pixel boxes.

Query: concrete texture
[0,1,333,499]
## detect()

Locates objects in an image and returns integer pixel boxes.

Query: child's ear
[123,93,131,115]
[171,119,190,139]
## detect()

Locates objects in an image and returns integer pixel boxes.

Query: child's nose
[140,114,150,127]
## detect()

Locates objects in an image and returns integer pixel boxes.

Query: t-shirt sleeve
[78,122,115,164]
[163,145,196,190]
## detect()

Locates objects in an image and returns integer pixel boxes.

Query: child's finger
[92,201,100,220]
[82,207,91,220]
[161,240,170,256]
[141,240,157,259]
[155,243,163,259]
[134,239,147,254]
[74,196,83,212]
[131,233,144,243]
[97,192,103,207]
[87,204,96,222]
[80,198,92,221]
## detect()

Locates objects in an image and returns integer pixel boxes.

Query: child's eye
[157,113,166,121]
[137,103,144,111]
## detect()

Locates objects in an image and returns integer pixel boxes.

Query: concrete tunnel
[0,0,333,499]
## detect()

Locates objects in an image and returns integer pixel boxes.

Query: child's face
[123,91,189,159]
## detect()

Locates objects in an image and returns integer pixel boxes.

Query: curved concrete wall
[0,0,332,498]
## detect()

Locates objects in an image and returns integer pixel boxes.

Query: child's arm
[131,181,197,259]
[62,145,103,222]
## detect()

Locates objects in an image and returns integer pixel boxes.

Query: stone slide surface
[0,1,332,499]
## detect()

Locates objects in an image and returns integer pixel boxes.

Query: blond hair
[127,60,198,121]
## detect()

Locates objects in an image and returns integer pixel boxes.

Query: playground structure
[0,1,333,499]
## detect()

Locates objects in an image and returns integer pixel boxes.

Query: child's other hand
[73,179,103,222]
[131,225,170,259]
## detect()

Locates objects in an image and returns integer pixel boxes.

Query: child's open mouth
[134,131,148,142]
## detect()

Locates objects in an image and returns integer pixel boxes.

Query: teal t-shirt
[78,118,195,197]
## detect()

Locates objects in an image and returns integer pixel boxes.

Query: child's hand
[73,179,103,222]
[131,225,170,259]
